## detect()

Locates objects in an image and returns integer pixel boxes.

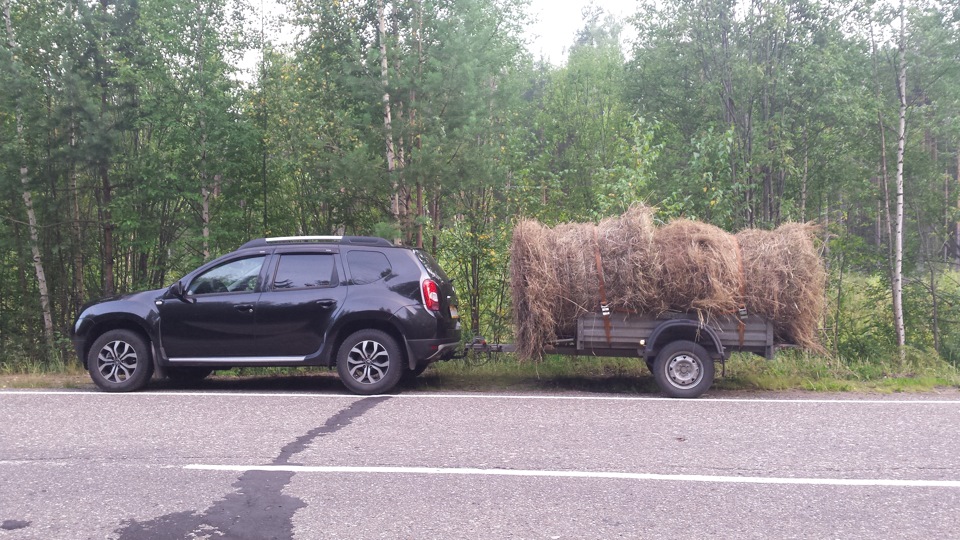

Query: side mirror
[168,281,195,304]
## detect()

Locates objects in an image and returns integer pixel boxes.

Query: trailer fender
[644,319,724,361]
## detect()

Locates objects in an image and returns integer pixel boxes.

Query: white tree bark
[893,1,907,362]
[5,0,55,350]
[378,0,399,237]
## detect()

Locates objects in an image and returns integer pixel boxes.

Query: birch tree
[3,0,54,350]
[893,0,907,361]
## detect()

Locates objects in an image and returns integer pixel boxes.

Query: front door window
[188,256,265,295]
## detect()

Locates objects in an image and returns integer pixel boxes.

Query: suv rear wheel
[336,329,403,395]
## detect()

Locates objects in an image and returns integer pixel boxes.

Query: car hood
[80,288,167,312]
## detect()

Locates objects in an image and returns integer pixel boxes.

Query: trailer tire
[653,340,714,398]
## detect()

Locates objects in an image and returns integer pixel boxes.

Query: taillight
[421,279,440,311]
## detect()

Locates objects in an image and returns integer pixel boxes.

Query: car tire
[165,367,213,382]
[652,340,714,398]
[336,329,403,395]
[87,329,154,392]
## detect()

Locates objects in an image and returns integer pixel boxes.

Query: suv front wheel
[87,329,154,392]
[336,329,403,395]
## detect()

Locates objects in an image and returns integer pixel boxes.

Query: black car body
[72,236,461,394]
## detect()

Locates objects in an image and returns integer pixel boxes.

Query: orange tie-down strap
[734,236,748,348]
[592,229,613,345]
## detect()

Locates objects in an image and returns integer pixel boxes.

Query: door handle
[235,304,254,313]
[316,299,337,308]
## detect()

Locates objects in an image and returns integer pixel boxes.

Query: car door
[159,254,267,360]
[254,250,346,359]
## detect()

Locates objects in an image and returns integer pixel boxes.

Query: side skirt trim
[167,356,307,363]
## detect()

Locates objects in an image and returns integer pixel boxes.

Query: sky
[525,0,638,64]
[240,0,639,76]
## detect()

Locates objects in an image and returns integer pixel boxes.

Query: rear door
[413,249,460,332]
[254,249,346,359]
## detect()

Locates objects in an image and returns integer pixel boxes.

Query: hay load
[509,204,657,360]
[653,219,742,314]
[509,220,560,360]
[596,205,659,314]
[510,205,825,360]
[736,223,827,351]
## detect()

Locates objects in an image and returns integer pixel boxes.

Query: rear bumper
[406,337,461,368]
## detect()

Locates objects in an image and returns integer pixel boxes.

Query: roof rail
[238,236,395,249]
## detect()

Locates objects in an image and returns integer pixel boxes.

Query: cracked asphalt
[1,388,959,539]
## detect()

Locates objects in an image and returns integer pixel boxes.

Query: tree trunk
[198,10,211,260]
[378,0,399,240]
[955,147,960,268]
[945,166,951,262]
[69,120,85,314]
[413,0,424,248]
[892,3,907,362]
[5,0,55,351]
[97,0,115,295]
[800,126,808,221]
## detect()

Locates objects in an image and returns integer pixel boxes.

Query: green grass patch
[713,349,960,393]
[0,350,84,376]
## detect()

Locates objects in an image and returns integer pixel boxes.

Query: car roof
[238,236,396,250]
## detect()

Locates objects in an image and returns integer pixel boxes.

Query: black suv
[71,236,461,394]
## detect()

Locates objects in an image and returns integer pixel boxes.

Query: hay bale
[510,220,560,360]
[597,204,660,313]
[736,223,826,351]
[550,222,599,336]
[653,219,742,313]
[510,204,659,360]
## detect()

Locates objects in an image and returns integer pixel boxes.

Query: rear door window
[272,254,338,290]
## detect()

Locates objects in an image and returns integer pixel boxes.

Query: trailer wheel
[653,340,714,398]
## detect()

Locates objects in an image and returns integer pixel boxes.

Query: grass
[713,350,960,393]
[0,354,89,390]
[2,349,959,395]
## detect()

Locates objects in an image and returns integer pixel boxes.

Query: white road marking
[184,464,960,488]
[2,389,960,404]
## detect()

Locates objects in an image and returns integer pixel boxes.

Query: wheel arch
[80,318,154,367]
[326,316,409,369]
[644,319,724,362]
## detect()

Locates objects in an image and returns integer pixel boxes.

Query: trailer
[467,311,779,398]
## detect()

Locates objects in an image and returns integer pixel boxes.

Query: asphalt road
[2,385,960,539]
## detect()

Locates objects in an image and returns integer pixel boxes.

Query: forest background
[2,0,960,372]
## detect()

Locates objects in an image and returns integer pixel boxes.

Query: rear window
[347,251,392,285]
[272,254,338,289]
[413,249,450,282]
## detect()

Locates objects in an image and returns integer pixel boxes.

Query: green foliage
[4,0,960,386]
[593,116,661,217]
[436,217,511,340]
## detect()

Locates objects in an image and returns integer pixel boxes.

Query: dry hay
[653,219,742,314]
[509,220,560,360]
[597,205,659,314]
[736,223,826,351]
[510,204,657,360]
[510,206,826,360]
[550,222,599,337]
